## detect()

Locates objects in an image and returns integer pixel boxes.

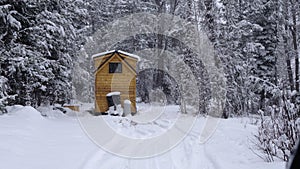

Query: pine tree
[0,0,88,107]
[0,75,8,114]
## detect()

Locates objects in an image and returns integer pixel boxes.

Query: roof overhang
[92,50,140,61]
[94,50,138,75]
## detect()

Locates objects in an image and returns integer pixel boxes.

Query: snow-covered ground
[0,104,285,169]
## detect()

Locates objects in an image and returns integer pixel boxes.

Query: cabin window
[109,62,122,73]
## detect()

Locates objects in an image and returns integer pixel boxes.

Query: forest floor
[0,103,285,169]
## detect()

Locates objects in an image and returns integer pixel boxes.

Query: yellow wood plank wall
[94,53,137,113]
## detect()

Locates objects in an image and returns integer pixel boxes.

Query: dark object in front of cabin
[53,106,67,114]
[106,94,121,110]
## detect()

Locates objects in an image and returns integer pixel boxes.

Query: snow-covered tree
[0,75,8,114]
[255,0,300,162]
[256,88,300,162]
[0,0,89,107]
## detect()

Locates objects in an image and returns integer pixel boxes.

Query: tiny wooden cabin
[93,50,139,114]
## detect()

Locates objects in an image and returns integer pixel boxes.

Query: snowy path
[0,105,285,169]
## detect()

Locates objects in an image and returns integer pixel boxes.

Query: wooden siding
[94,53,112,69]
[94,52,137,114]
[64,105,80,112]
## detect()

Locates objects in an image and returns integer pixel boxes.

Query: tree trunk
[154,0,165,87]
[291,0,299,91]
[204,0,215,42]
[284,2,295,90]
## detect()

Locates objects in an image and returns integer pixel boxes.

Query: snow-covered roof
[64,104,80,106]
[106,92,121,97]
[92,50,116,58]
[117,50,140,61]
[92,50,140,61]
